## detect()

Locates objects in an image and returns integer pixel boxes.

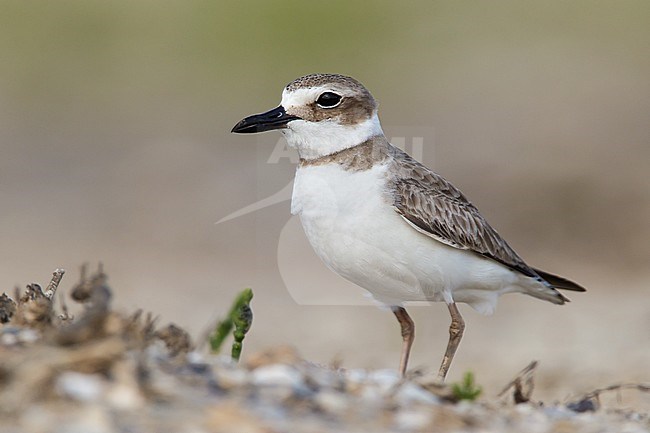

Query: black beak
[231,106,300,134]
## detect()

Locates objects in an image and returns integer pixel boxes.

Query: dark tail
[533,268,587,292]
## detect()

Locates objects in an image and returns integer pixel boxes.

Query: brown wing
[388,147,540,279]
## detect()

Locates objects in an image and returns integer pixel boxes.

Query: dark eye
[316,92,342,108]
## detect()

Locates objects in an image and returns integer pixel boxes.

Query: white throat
[282,113,384,160]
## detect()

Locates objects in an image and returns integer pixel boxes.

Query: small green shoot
[452,371,482,401]
[209,288,253,361]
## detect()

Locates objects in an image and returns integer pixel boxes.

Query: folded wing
[389,147,541,281]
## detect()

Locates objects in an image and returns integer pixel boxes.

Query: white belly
[291,163,520,314]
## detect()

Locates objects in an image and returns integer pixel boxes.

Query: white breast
[291,163,442,305]
[290,163,521,313]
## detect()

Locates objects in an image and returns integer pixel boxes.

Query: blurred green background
[1,1,649,396]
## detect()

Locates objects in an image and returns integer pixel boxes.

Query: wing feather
[388,147,539,279]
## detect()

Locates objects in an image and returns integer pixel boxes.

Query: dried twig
[43,268,65,300]
[497,360,538,404]
[582,383,650,398]
[567,383,650,412]
[156,324,193,356]
[0,293,16,323]
[58,292,73,322]
[54,265,112,345]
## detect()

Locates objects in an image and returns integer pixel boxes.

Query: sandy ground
[1,268,648,433]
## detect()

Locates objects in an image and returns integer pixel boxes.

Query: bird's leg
[437,302,465,382]
[392,307,415,377]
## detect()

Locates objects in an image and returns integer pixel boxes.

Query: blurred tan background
[1,1,648,399]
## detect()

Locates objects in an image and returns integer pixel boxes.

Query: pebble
[394,408,434,431]
[367,369,401,391]
[18,328,39,343]
[105,383,144,410]
[251,364,304,389]
[1,332,17,346]
[306,365,344,390]
[0,327,39,346]
[395,382,440,406]
[345,368,368,384]
[186,350,206,364]
[55,372,105,402]
[215,366,249,389]
[314,390,350,414]
[544,405,576,420]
